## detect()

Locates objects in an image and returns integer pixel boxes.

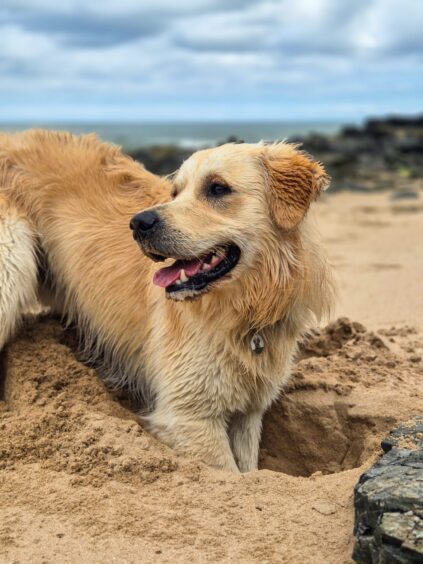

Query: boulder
[353,418,423,563]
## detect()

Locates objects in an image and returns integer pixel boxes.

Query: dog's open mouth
[152,244,241,298]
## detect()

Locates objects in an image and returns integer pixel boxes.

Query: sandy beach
[1,0,422,557]
[1,189,422,563]
[319,189,423,328]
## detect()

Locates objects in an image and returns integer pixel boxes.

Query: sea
[0,121,345,151]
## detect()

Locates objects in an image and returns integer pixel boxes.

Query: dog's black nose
[130,210,160,233]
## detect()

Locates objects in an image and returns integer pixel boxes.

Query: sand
[1,190,422,563]
[318,190,423,329]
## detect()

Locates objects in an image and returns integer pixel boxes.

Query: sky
[0,0,422,122]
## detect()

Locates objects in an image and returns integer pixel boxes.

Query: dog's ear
[262,142,330,230]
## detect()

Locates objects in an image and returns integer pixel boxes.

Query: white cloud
[0,0,421,120]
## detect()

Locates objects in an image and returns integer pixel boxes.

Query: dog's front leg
[229,411,263,473]
[148,409,239,473]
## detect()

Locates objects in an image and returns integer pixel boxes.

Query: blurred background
[0,0,422,185]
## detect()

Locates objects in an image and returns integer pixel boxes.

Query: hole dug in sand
[0,315,422,564]
[1,316,421,484]
[260,389,373,476]
[259,317,422,477]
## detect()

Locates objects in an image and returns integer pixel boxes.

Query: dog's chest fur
[145,308,293,417]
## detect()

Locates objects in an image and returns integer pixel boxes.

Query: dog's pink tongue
[153,258,203,288]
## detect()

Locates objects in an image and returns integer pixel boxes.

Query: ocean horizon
[0,120,347,151]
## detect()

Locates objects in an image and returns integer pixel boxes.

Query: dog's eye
[207,183,232,198]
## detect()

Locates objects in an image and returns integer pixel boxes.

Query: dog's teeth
[203,262,212,271]
[175,279,182,285]
[180,269,188,282]
[210,255,220,265]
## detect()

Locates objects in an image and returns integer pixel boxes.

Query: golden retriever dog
[0,130,332,472]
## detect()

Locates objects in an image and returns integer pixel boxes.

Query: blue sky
[0,0,422,122]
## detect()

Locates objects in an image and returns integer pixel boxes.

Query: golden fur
[0,130,333,472]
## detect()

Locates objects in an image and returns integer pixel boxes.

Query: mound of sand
[1,315,422,563]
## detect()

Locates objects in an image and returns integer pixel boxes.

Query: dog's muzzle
[130,209,241,300]
[130,210,168,262]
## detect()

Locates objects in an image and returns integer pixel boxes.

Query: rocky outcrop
[353,418,423,563]
[129,115,423,193]
[300,115,423,192]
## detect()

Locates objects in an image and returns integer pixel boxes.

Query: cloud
[1,0,259,47]
[0,0,421,120]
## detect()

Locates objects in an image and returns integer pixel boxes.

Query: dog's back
[0,130,160,213]
[0,130,169,352]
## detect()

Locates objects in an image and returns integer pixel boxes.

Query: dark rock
[390,190,419,201]
[302,115,423,191]
[128,115,423,192]
[380,419,423,454]
[130,145,194,176]
[353,417,423,563]
[341,125,364,138]
[365,116,423,131]
[222,135,244,144]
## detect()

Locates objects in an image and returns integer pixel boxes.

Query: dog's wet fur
[0,130,333,472]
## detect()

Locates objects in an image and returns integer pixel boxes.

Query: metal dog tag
[250,332,265,354]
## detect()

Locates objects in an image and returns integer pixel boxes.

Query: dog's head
[130,142,330,302]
